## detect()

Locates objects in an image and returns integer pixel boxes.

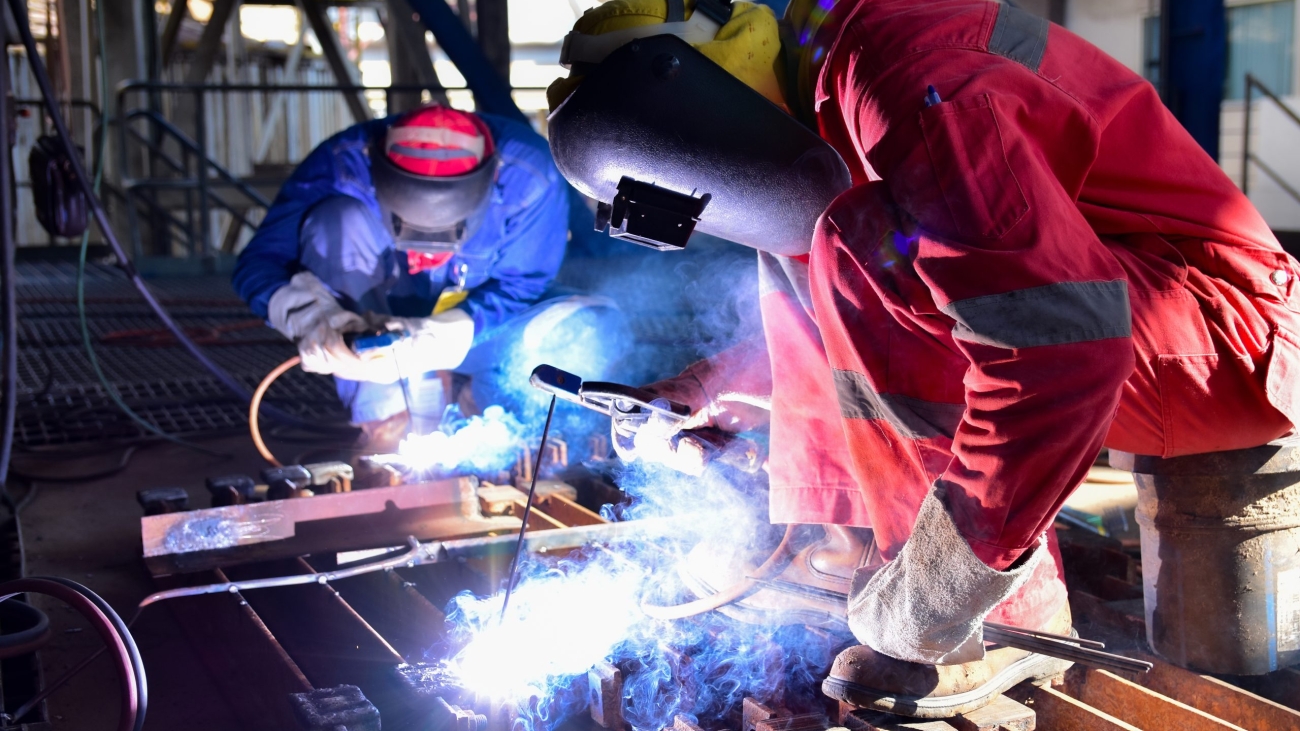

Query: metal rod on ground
[749,577,1152,674]
[500,394,557,621]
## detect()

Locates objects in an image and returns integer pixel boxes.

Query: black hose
[0,23,17,509]
[0,599,51,658]
[2,0,345,436]
[39,577,146,731]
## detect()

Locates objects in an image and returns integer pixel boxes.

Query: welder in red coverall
[547,0,1300,718]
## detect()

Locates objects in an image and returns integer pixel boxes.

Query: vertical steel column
[476,0,510,88]
[1159,0,1227,159]
[404,0,525,123]
[195,88,211,257]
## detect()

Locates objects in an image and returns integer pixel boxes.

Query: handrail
[123,108,272,207]
[1242,73,1300,206]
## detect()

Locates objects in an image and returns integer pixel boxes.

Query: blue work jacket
[232,112,567,336]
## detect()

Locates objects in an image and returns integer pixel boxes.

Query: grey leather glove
[846,482,1046,665]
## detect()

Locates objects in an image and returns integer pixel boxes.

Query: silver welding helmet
[547,33,852,255]
[371,133,499,254]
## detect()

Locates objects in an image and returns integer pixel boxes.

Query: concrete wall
[1065,0,1154,73]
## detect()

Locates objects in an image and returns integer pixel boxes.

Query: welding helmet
[547,32,850,256]
[371,105,499,257]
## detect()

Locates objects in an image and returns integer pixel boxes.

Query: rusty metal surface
[141,478,522,575]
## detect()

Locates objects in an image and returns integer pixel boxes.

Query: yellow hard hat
[547,0,785,112]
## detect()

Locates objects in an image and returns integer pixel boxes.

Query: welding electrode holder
[529,365,762,473]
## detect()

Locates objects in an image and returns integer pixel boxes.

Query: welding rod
[500,394,557,621]
[748,577,1151,675]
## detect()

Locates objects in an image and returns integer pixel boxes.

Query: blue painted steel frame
[405,0,529,124]
[1162,0,1226,160]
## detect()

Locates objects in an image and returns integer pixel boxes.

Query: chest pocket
[919,94,1029,242]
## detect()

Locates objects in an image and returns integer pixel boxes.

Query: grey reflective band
[833,369,965,440]
[387,144,477,161]
[757,251,814,312]
[989,4,1048,73]
[941,279,1132,349]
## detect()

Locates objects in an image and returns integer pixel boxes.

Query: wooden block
[1230,667,1300,711]
[588,660,623,729]
[1129,651,1300,731]
[1064,666,1245,731]
[839,710,957,731]
[674,715,705,731]
[743,697,779,731]
[950,695,1035,731]
[536,493,607,527]
[756,713,830,731]
[1006,681,1140,731]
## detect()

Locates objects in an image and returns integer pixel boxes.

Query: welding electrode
[499,394,558,621]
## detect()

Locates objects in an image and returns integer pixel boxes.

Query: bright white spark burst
[381,405,522,475]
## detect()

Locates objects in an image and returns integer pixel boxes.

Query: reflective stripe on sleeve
[940,279,1132,349]
[833,369,964,440]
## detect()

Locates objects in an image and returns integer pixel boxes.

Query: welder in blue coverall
[233,103,620,449]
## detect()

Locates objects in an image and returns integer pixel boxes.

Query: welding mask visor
[548,33,851,256]
[371,139,499,254]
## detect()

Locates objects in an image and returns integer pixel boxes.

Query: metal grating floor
[11,261,347,447]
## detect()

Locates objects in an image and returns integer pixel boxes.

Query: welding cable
[0,18,18,512]
[0,578,140,731]
[250,356,302,466]
[638,524,800,621]
[3,0,351,438]
[7,445,141,483]
[35,577,148,731]
[0,600,51,658]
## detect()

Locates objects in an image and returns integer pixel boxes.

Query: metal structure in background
[13,260,346,447]
[1241,73,1300,206]
[1158,0,1227,159]
[115,82,458,259]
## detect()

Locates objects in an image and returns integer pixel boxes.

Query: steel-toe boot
[822,602,1075,718]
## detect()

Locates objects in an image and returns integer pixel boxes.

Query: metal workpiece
[140,477,519,575]
[1114,436,1300,674]
[289,685,381,731]
[136,487,190,516]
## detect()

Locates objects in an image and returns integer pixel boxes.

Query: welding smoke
[434,234,803,730]
[382,405,524,477]
[439,455,843,731]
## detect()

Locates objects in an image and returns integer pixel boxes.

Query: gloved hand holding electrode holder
[529,364,762,474]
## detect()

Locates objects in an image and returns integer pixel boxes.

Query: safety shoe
[822,602,1075,718]
[679,525,881,631]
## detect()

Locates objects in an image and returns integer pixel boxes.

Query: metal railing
[115,81,471,258]
[1242,73,1300,205]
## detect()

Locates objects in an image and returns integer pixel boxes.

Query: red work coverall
[764,0,1300,625]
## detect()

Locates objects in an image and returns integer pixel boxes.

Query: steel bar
[750,577,1149,674]
[984,620,1108,650]
[501,394,557,620]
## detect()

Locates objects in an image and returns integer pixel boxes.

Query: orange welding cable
[639,524,800,621]
[249,355,300,467]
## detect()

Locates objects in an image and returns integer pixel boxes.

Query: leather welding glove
[379,309,476,373]
[611,398,710,476]
[268,272,398,383]
[846,482,1046,665]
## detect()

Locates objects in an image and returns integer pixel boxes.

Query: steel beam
[384,0,447,112]
[183,0,239,84]
[475,0,509,85]
[159,0,189,67]
[404,0,526,123]
[299,0,371,123]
